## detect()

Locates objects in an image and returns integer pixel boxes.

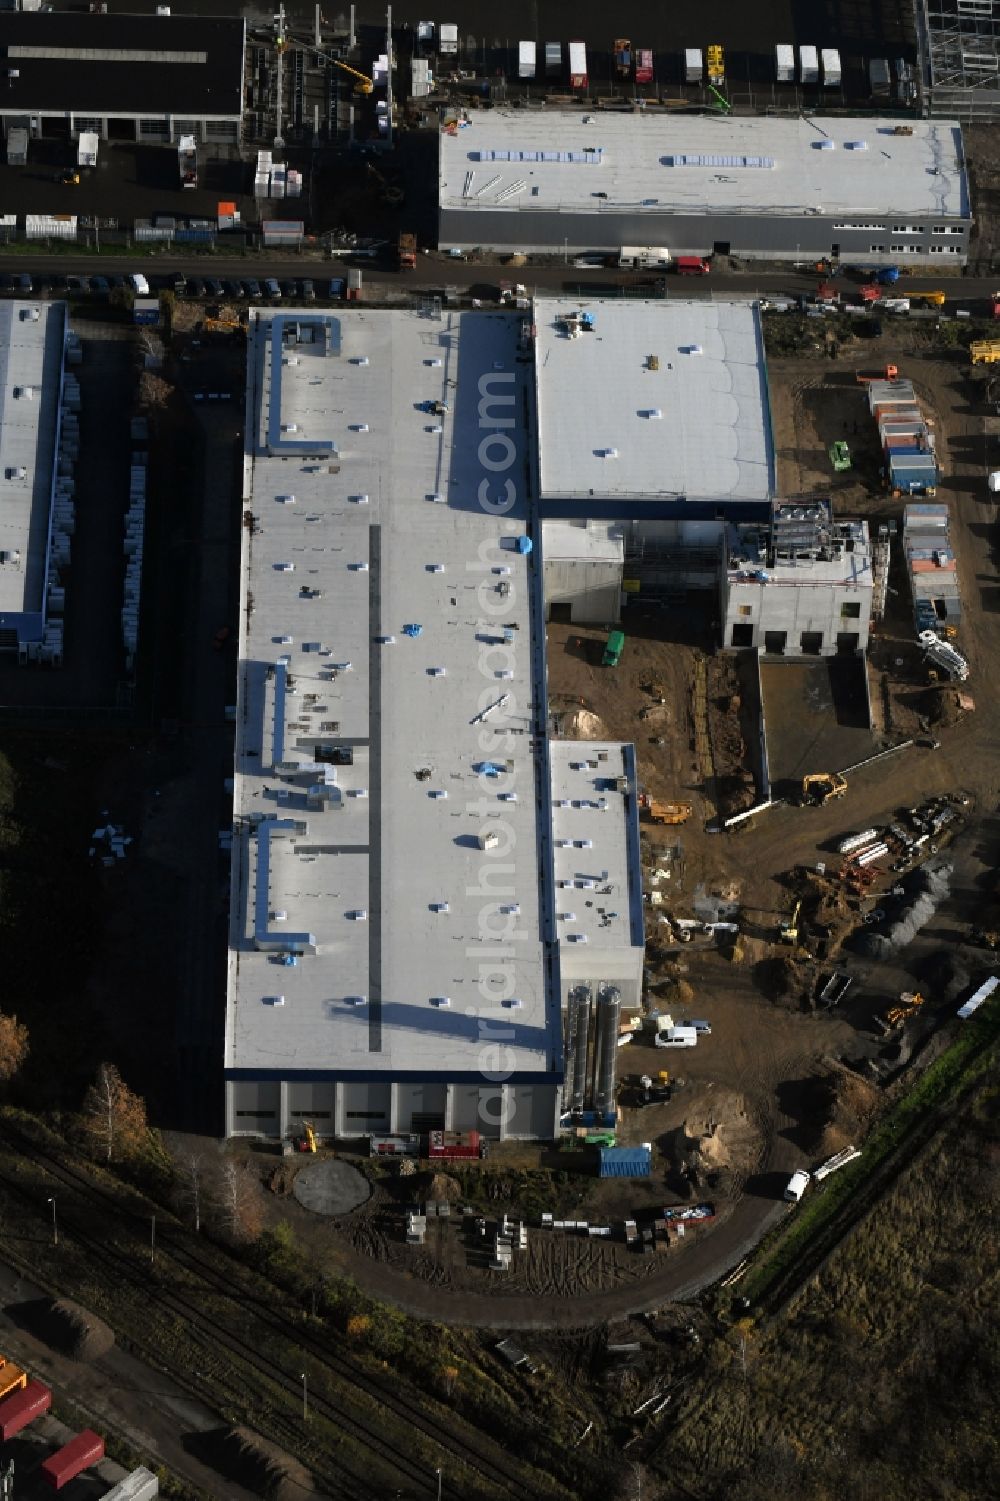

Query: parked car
[90,275,110,297]
[281,279,297,298]
[188,276,206,298]
[0,275,13,295]
[206,277,225,298]
[173,274,187,295]
[689,1019,712,1036]
[127,273,149,294]
[301,278,316,301]
[226,279,245,298]
[16,273,33,295]
[264,277,281,299]
[327,278,345,300]
[245,278,262,298]
[66,274,89,295]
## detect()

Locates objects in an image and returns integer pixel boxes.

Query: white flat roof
[549,741,642,953]
[0,300,63,618]
[541,518,624,563]
[440,113,968,221]
[534,297,774,504]
[227,308,558,1081]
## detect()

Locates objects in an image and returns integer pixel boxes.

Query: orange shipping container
[0,1361,28,1401]
[911,558,955,572]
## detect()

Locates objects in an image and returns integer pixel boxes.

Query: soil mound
[37,1299,114,1361]
[807,1062,880,1157]
[428,1171,461,1201]
[558,707,605,739]
[204,1426,315,1500]
[922,685,973,728]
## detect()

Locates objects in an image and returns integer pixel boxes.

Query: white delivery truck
[439,23,458,56]
[77,131,98,168]
[684,48,703,84]
[799,45,819,84]
[775,44,794,83]
[518,40,536,79]
[821,48,842,86]
[619,246,671,269]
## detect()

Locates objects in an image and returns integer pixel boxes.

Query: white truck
[784,1169,811,1202]
[684,48,703,84]
[439,23,458,56]
[178,134,197,189]
[77,131,98,169]
[775,44,794,84]
[798,45,819,84]
[821,48,842,87]
[518,41,536,79]
[619,246,671,269]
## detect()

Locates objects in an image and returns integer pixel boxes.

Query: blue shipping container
[598,1146,652,1178]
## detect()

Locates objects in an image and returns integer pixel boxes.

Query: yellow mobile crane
[334,58,374,95]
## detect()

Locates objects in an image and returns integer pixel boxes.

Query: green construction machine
[829,440,852,473]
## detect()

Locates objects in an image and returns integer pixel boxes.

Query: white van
[784,1169,811,1202]
[655,1026,697,1049]
[128,273,149,295]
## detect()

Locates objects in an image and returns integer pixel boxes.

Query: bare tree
[219,1160,263,1242]
[177,1152,206,1233]
[0,1012,28,1084]
[81,1063,148,1164]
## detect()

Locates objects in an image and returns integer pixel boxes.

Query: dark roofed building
[0,11,245,143]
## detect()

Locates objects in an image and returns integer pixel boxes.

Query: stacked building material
[868,378,938,496]
[902,502,961,634]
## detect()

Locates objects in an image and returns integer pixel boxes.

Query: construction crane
[800,772,848,807]
[333,58,374,95]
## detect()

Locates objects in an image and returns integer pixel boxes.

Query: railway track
[0,1126,558,1500]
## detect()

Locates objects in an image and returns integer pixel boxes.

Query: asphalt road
[0,253,997,312]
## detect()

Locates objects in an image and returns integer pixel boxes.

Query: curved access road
[330,1175,792,1329]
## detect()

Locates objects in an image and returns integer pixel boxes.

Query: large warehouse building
[0,298,70,663]
[439,112,970,266]
[226,307,644,1143]
[0,11,245,144]
[533,296,775,523]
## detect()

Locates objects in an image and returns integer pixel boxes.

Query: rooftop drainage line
[368,522,383,1053]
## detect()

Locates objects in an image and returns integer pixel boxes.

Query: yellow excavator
[883,991,925,1029]
[800,772,847,807]
[296,1121,318,1153]
[334,58,374,95]
[779,900,802,944]
[638,793,692,825]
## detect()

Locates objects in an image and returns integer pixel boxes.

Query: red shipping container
[636,48,654,84]
[428,1129,481,1159]
[0,1379,51,1441]
[41,1430,104,1491]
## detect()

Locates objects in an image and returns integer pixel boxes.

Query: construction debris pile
[856,860,953,959]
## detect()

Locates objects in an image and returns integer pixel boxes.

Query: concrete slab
[292,1159,372,1217]
[760,657,873,797]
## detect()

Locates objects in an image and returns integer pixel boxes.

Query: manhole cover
[292,1159,372,1217]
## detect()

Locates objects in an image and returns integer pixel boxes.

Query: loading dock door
[837,631,859,654]
[764,630,787,654]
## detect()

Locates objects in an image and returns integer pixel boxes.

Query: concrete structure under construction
[722,501,874,657]
[541,519,624,623]
[0,298,69,660]
[533,296,775,522]
[226,306,640,1144]
[439,112,970,266]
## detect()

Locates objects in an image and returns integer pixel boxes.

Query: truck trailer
[684,48,703,83]
[76,131,98,168]
[635,48,654,85]
[569,40,588,89]
[775,44,794,83]
[518,40,536,79]
[178,134,197,189]
[439,23,458,56]
[545,41,562,77]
